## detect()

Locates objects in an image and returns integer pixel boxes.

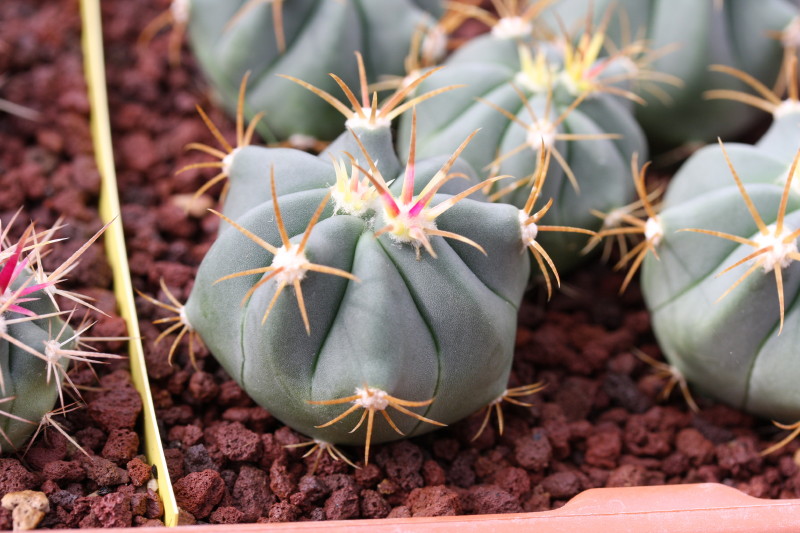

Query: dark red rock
[585,430,622,469]
[87,383,143,432]
[0,458,38,496]
[173,469,226,519]
[126,457,152,487]
[541,471,581,499]
[101,428,140,464]
[465,485,523,514]
[407,486,462,517]
[324,487,360,520]
[515,428,552,471]
[360,489,390,518]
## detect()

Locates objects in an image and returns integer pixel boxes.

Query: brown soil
[0,0,162,528]
[100,0,800,526]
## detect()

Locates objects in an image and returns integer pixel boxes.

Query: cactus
[541,0,799,146]
[0,219,118,452]
[179,0,450,143]
[395,17,650,271]
[149,63,598,459]
[180,128,531,458]
[632,65,800,422]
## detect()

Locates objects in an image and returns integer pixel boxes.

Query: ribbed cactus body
[1,274,72,452]
[186,0,443,142]
[396,39,644,270]
[640,111,800,421]
[543,0,798,146]
[185,130,531,445]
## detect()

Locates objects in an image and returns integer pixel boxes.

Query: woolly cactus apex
[639,133,800,422]
[182,0,446,142]
[541,0,799,147]
[0,218,120,452]
[153,112,594,461]
[397,21,653,271]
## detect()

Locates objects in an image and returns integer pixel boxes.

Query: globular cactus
[0,220,117,452]
[396,16,649,271]
[179,0,451,143]
[634,81,800,423]
[541,0,799,146]
[180,130,532,459]
[153,68,595,459]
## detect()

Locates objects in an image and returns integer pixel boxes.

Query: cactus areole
[183,123,534,450]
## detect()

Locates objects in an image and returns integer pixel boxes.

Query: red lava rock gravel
[79,0,800,525]
[0,0,162,527]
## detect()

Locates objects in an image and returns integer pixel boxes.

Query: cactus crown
[348,110,498,258]
[479,81,621,200]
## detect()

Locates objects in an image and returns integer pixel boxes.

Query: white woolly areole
[754,224,799,272]
[270,246,310,284]
[0,315,6,336]
[782,17,800,48]
[331,181,375,217]
[603,207,626,228]
[422,24,448,63]
[492,17,533,39]
[519,209,538,245]
[345,109,391,131]
[171,0,190,24]
[644,216,663,247]
[44,339,61,363]
[354,387,389,410]
[222,147,240,176]
[383,205,437,247]
[179,305,194,332]
[526,121,556,150]
[287,134,319,151]
[774,99,800,119]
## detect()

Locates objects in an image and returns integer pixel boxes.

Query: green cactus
[179,0,447,143]
[0,221,118,452]
[151,65,601,459]
[541,0,799,147]
[182,128,531,457]
[635,92,800,423]
[395,20,648,271]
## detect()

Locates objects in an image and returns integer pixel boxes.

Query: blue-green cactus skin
[542,0,799,146]
[186,0,443,142]
[640,111,800,421]
[184,129,532,446]
[396,39,644,271]
[1,275,72,452]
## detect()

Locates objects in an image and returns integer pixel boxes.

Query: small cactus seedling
[397,18,652,271]
[181,0,447,142]
[638,105,800,422]
[0,217,120,452]
[540,0,799,146]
